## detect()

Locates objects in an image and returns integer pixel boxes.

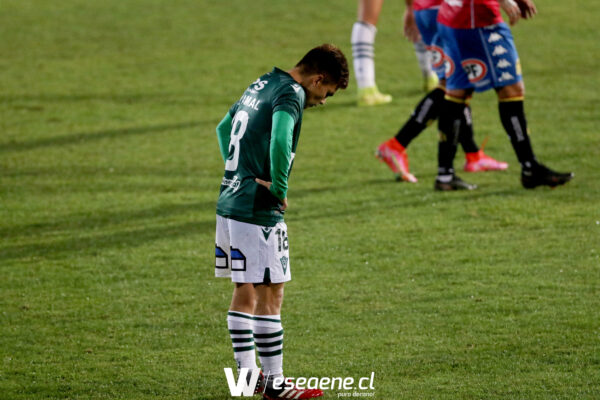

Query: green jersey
[216,67,306,227]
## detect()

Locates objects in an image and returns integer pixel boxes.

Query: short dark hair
[296,44,349,90]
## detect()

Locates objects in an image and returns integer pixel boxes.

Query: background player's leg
[460,104,509,172]
[351,0,392,106]
[413,39,438,92]
[496,83,572,188]
[496,83,536,168]
[435,90,477,190]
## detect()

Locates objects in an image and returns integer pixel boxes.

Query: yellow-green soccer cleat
[424,72,439,92]
[357,86,392,106]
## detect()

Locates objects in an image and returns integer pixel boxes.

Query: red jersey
[413,0,443,11]
[437,0,503,29]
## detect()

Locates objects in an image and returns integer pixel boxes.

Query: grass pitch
[1,0,599,399]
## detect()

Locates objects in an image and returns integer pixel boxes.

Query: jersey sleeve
[272,84,304,124]
[216,112,232,163]
[269,111,295,200]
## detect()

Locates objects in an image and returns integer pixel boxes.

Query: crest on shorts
[280,256,288,275]
[261,227,272,241]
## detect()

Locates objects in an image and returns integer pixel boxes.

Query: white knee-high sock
[413,38,433,77]
[351,21,377,89]
[227,311,258,371]
[253,315,284,378]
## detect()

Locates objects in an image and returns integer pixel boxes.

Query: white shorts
[215,215,291,284]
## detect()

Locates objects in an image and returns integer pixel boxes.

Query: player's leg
[425,24,476,189]
[253,283,285,381]
[228,284,259,371]
[496,82,573,188]
[413,38,438,92]
[351,0,392,106]
[375,82,443,183]
[435,87,477,190]
[374,9,444,183]
[253,223,321,399]
[217,216,260,375]
[489,24,572,188]
[496,81,536,167]
[460,100,509,173]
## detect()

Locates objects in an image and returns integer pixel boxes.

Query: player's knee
[497,82,525,99]
[231,283,257,312]
[445,88,470,100]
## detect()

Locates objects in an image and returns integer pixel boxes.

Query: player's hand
[514,0,537,19]
[403,9,421,43]
[500,0,521,25]
[255,178,288,211]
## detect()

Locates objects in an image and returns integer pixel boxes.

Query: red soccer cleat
[464,150,508,172]
[375,138,418,183]
[262,383,323,400]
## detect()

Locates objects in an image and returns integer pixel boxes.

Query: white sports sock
[413,39,433,77]
[253,315,284,378]
[227,311,258,371]
[351,21,377,89]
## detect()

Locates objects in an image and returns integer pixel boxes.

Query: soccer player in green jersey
[214,44,348,399]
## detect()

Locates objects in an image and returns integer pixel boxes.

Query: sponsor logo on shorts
[488,33,503,43]
[499,72,515,82]
[429,45,445,68]
[461,59,487,83]
[492,45,508,56]
[497,59,512,68]
[222,175,241,192]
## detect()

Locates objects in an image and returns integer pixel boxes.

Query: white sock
[227,311,258,371]
[253,315,284,378]
[351,21,377,89]
[413,39,433,77]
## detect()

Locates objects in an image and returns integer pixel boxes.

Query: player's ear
[312,74,325,87]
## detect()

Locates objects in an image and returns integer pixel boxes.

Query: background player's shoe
[424,72,439,92]
[464,150,509,172]
[357,86,392,106]
[375,138,418,183]
[521,163,574,189]
[262,380,323,400]
[434,175,478,191]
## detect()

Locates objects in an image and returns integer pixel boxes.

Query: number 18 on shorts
[215,215,291,284]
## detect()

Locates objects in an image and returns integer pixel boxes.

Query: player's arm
[500,0,537,25]
[216,112,232,162]
[514,0,537,19]
[255,110,294,210]
[268,111,294,200]
[403,0,420,43]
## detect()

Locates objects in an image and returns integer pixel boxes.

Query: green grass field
[1,0,599,399]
